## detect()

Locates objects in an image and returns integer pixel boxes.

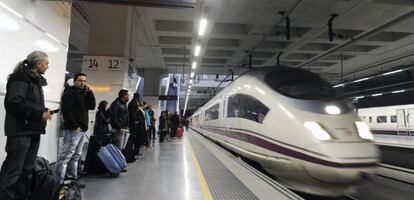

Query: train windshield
[265,68,338,100]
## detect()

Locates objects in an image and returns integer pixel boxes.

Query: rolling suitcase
[84,135,110,174]
[97,144,127,176]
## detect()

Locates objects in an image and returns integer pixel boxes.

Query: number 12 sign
[82,56,126,71]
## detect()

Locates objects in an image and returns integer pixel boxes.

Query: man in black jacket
[109,89,129,150]
[0,51,53,200]
[55,73,95,185]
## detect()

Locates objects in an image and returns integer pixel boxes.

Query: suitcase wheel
[109,173,120,177]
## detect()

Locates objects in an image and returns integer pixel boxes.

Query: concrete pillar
[80,4,135,136]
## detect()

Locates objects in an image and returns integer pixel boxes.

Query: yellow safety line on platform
[187,139,214,200]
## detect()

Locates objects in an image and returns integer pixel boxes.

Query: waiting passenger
[171,111,180,138]
[128,93,144,156]
[0,51,53,200]
[55,73,96,185]
[109,89,130,150]
[142,101,151,148]
[159,111,169,143]
[93,100,110,136]
[148,105,157,140]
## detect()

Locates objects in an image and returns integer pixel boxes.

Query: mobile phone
[51,109,60,114]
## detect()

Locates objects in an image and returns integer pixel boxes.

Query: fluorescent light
[189,79,193,84]
[303,122,331,141]
[35,40,59,52]
[237,87,242,90]
[65,71,70,74]
[333,84,344,88]
[325,105,341,115]
[192,62,197,69]
[198,18,207,36]
[0,2,23,19]
[355,96,365,100]
[392,90,405,94]
[188,85,192,89]
[194,46,201,56]
[353,78,369,83]
[190,72,195,78]
[382,69,403,76]
[355,121,373,140]
[371,93,382,97]
[0,12,19,30]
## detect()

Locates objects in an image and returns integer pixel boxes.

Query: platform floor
[81,130,300,200]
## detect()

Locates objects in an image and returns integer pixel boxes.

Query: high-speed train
[190,66,380,197]
[358,104,414,135]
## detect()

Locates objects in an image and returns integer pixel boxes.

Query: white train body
[358,104,414,135]
[190,67,380,196]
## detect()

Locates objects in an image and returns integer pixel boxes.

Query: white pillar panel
[0,0,71,163]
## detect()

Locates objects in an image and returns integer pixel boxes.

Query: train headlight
[355,121,373,140]
[303,122,331,141]
[325,105,341,115]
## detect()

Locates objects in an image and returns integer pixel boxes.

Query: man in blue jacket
[55,73,95,185]
[0,51,53,200]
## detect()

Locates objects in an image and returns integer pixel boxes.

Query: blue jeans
[55,130,85,184]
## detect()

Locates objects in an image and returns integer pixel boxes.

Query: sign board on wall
[82,55,126,71]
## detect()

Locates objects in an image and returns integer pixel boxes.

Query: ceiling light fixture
[198,18,207,36]
[192,62,197,69]
[194,45,200,56]
[382,69,403,76]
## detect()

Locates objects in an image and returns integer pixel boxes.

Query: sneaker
[121,169,127,173]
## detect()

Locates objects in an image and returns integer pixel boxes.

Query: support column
[80,3,135,136]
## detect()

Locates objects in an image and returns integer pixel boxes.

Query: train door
[396,109,407,135]
[407,108,414,135]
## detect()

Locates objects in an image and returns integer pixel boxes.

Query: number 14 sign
[81,55,126,71]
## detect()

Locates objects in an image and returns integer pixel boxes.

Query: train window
[369,117,372,123]
[391,115,397,123]
[227,94,269,123]
[264,68,338,100]
[376,116,387,123]
[205,104,219,121]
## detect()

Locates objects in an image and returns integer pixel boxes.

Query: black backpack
[30,157,60,200]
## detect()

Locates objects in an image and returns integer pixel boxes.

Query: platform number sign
[82,56,126,71]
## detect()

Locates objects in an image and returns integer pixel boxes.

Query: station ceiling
[64,0,414,111]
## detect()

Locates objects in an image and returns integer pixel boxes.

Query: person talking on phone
[0,51,52,200]
[55,73,95,186]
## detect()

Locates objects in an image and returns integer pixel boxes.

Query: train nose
[303,142,379,184]
[303,162,375,184]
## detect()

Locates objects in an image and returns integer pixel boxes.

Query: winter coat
[61,86,96,131]
[93,109,109,136]
[109,98,129,130]
[4,68,47,136]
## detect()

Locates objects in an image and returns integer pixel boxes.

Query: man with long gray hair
[0,51,53,200]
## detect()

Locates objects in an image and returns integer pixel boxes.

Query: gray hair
[13,51,48,73]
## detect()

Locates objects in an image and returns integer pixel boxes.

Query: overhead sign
[82,55,126,71]
[159,95,178,100]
